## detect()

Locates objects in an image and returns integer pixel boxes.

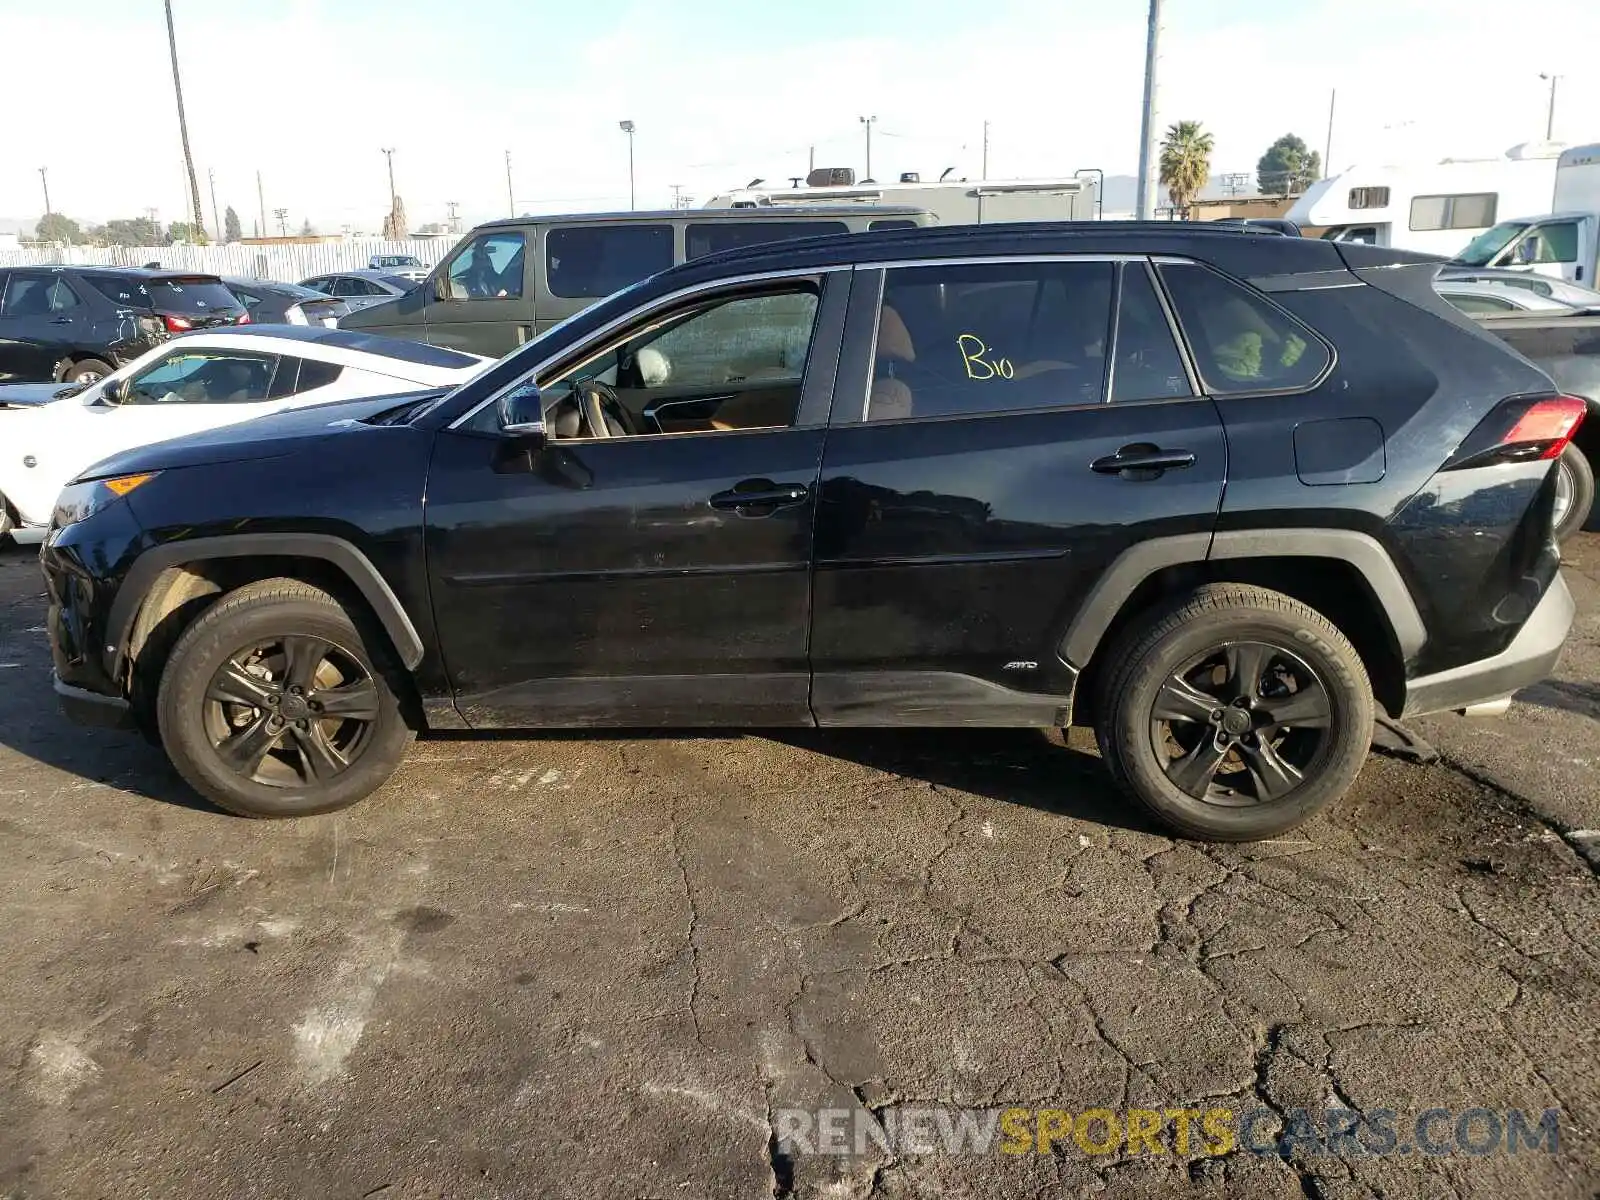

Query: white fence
[0,238,455,283]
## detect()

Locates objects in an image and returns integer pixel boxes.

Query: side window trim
[1151,255,1336,398]
[449,266,851,431]
[1139,258,1204,398]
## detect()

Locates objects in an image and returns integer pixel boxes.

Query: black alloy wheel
[203,635,381,787]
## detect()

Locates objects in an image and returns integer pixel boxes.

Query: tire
[1094,583,1375,842]
[58,357,113,384]
[0,493,13,544]
[1553,444,1594,544]
[156,578,413,818]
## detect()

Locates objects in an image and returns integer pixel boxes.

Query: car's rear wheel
[58,357,113,384]
[1553,444,1594,543]
[157,578,412,818]
[1095,584,1374,842]
[0,493,14,545]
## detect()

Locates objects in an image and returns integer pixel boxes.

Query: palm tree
[1159,121,1214,218]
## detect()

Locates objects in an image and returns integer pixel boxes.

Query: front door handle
[1091,444,1197,476]
[51,316,74,325]
[709,480,810,511]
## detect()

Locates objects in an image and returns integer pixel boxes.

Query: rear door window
[545,225,672,299]
[1157,262,1330,394]
[685,221,849,260]
[867,259,1114,421]
[1110,264,1192,402]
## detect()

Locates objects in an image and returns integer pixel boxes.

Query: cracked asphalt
[0,536,1595,1199]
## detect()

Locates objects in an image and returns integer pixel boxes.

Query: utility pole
[256,170,267,244]
[208,167,220,241]
[982,120,990,179]
[1540,73,1562,141]
[1134,0,1163,220]
[164,0,206,242]
[381,147,397,214]
[505,149,515,216]
[446,200,460,233]
[859,115,877,180]
[618,121,636,209]
[38,167,51,217]
[273,207,288,237]
[808,145,815,176]
[1324,89,1336,178]
[670,184,683,209]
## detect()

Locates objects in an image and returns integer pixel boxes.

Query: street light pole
[381,147,397,213]
[1134,0,1163,220]
[1540,73,1562,141]
[38,167,51,217]
[619,121,636,209]
[505,149,515,216]
[164,0,206,242]
[208,167,220,242]
[859,115,877,180]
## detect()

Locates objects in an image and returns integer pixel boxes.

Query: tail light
[1445,394,1588,470]
[163,314,192,333]
[236,312,251,325]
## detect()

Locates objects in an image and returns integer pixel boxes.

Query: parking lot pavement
[0,540,1595,1200]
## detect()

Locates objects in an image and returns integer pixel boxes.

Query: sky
[4,0,1599,235]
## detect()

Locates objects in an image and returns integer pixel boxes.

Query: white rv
[1286,143,1565,256]
[704,171,1099,225]
[1451,144,1600,285]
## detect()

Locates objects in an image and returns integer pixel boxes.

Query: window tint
[1410,192,1497,232]
[1524,221,1580,264]
[1348,187,1390,209]
[870,219,920,231]
[1444,292,1517,314]
[331,277,369,297]
[146,279,239,313]
[545,226,670,299]
[629,292,818,389]
[303,278,332,293]
[1158,263,1329,394]
[86,275,152,307]
[686,221,849,260]
[1110,265,1192,402]
[294,358,344,391]
[445,231,527,300]
[868,260,1114,421]
[2,272,79,316]
[126,350,278,404]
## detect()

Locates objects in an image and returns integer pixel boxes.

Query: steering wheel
[575,379,639,438]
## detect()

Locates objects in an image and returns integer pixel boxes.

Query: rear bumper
[1401,573,1574,717]
[54,674,133,730]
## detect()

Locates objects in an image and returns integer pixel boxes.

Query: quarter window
[545,226,671,299]
[86,275,151,307]
[1157,263,1330,394]
[685,221,850,259]
[126,350,278,405]
[1110,264,1192,402]
[444,231,528,300]
[1409,193,1497,232]
[866,260,1114,421]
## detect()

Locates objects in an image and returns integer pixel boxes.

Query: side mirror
[498,383,544,440]
[100,378,126,405]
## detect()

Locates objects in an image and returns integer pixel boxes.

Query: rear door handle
[51,316,74,325]
[709,481,810,511]
[1091,444,1197,476]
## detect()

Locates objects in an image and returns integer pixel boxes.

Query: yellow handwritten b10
[958,333,1014,380]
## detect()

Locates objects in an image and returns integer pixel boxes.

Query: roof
[165,325,484,370]
[45,265,225,282]
[469,204,930,232]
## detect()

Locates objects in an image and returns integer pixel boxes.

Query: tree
[1257,133,1322,195]
[165,221,205,244]
[381,194,408,240]
[102,217,164,246]
[1159,121,1214,217]
[35,213,84,244]
[223,205,242,243]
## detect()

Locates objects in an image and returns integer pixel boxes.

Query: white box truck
[1452,144,1600,284]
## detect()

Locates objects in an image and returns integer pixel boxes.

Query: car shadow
[1514,678,1600,721]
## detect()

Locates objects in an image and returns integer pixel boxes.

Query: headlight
[52,472,160,530]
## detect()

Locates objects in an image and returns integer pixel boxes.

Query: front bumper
[1401,573,1574,717]
[54,674,133,730]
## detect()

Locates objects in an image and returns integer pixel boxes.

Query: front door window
[443,232,526,300]
[126,350,278,404]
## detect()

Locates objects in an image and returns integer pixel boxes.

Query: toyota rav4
[42,223,1580,840]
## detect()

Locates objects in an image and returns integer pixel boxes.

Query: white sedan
[0,327,487,543]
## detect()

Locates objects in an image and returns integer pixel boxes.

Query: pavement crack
[667,802,709,1051]
[209,1058,263,1095]
[1438,752,1600,881]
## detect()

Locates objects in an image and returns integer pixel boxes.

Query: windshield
[1454,221,1529,266]
[148,279,244,314]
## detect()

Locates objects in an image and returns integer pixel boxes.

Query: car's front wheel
[1095,584,1374,841]
[157,578,412,817]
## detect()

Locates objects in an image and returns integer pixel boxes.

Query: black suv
[0,265,248,385]
[41,224,1580,840]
